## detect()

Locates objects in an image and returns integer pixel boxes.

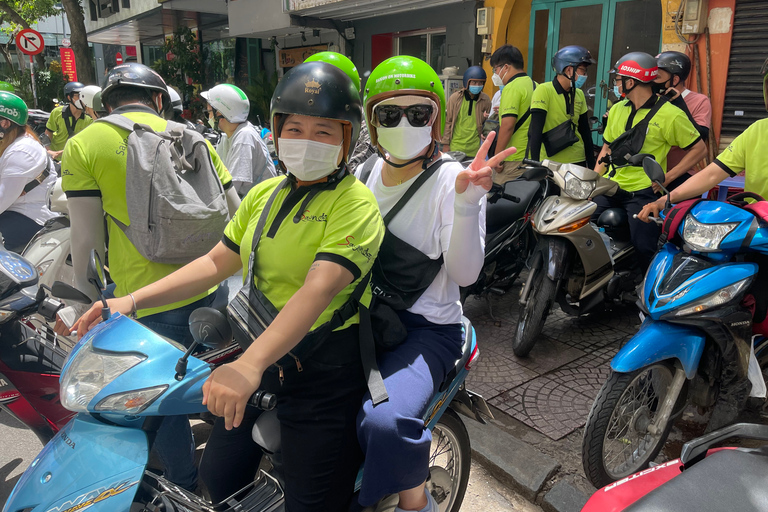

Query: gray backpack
[96,114,229,264]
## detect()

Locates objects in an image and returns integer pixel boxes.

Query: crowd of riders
[0,35,766,512]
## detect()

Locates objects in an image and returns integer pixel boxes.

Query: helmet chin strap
[379,141,439,169]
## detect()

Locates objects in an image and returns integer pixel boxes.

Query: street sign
[60,47,78,82]
[115,52,123,65]
[61,38,71,48]
[16,29,44,56]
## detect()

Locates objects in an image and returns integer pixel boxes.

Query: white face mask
[376,124,433,160]
[278,138,343,181]
[491,73,504,88]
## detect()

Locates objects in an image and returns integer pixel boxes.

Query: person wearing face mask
[45,81,93,160]
[355,55,516,512]
[202,83,277,197]
[79,85,106,120]
[527,45,596,168]
[441,65,491,158]
[489,45,536,183]
[72,61,384,511]
[594,52,706,270]
[654,51,712,191]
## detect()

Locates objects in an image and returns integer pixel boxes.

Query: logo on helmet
[0,105,19,118]
[305,79,322,95]
[620,65,642,75]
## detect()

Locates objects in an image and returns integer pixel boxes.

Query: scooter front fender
[611,320,705,379]
[3,414,147,512]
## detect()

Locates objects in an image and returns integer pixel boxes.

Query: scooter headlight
[60,341,146,412]
[682,214,738,252]
[673,277,752,317]
[563,172,596,200]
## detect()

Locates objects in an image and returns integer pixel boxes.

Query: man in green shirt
[45,81,92,160]
[490,44,536,184]
[441,66,491,158]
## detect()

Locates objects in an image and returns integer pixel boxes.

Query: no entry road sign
[16,29,44,56]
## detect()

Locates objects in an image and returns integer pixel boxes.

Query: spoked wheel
[513,267,557,357]
[582,364,680,488]
[428,409,471,512]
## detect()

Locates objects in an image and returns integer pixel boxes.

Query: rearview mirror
[189,307,232,350]
[626,153,655,167]
[520,166,549,182]
[51,281,91,304]
[642,157,665,185]
[87,250,106,291]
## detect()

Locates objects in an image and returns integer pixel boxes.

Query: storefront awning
[286,0,465,21]
[87,7,228,45]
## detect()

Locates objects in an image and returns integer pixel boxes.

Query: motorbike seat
[486,180,542,236]
[624,448,768,512]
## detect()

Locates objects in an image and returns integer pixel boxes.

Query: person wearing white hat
[80,85,105,120]
[201,84,276,196]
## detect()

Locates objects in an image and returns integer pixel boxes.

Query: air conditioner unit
[97,0,119,18]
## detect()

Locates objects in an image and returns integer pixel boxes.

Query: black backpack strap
[22,156,52,195]
[359,299,388,405]
[62,105,77,138]
[512,79,537,135]
[383,159,444,225]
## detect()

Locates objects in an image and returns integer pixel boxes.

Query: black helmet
[462,66,487,88]
[101,63,170,112]
[552,46,596,75]
[656,51,691,82]
[63,81,84,98]
[611,52,658,83]
[271,61,362,162]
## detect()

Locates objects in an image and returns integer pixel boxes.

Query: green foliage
[0,0,58,35]
[245,70,277,128]
[151,26,204,117]
[204,38,235,85]
[6,60,66,111]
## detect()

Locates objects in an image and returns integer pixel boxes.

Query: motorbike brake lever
[633,213,662,225]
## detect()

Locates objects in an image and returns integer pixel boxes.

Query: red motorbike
[582,422,768,511]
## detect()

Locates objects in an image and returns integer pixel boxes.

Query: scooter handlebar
[633,213,663,225]
[522,158,542,167]
[248,390,277,411]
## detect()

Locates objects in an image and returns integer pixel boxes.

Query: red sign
[115,52,123,65]
[16,29,44,56]
[59,48,78,82]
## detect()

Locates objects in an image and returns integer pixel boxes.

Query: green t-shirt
[499,74,536,162]
[61,107,234,318]
[603,98,700,192]
[46,105,93,152]
[715,118,768,199]
[530,81,588,163]
[451,96,482,157]
[223,175,384,331]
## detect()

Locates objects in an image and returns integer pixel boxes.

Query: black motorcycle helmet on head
[271,61,363,171]
[63,81,85,108]
[101,63,171,115]
[656,51,691,87]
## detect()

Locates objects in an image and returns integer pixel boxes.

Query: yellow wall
[481,0,532,97]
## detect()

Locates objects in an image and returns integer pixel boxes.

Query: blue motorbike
[582,157,768,488]
[3,252,492,512]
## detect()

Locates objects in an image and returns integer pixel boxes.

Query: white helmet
[80,85,102,110]
[201,84,250,123]
[168,87,183,113]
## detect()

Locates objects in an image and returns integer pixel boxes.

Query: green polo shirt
[61,106,234,318]
[715,118,768,199]
[451,96,482,157]
[499,73,536,162]
[531,80,588,163]
[223,175,384,331]
[603,97,700,192]
[46,105,93,152]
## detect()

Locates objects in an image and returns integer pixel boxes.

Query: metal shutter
[720,0,768,149]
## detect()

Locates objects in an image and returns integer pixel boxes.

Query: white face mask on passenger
[376,124,433,160]
[278,138,343,181]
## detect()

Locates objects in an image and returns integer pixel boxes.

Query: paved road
[0,410,541,511]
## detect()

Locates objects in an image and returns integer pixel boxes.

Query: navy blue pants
[356,311,463,507]
[0,211,42,253]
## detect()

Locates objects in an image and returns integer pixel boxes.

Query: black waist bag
[608,97,666,166]
[542,119,579,156]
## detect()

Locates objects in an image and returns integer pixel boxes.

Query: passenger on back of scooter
[45,81,92,161]
[594,51,706,270]
[0,92,56,252]
[202,84,276,196]
[527,45,596,168]
[355,55,516,512]
[79,85,106,120]
[72,61,384,512]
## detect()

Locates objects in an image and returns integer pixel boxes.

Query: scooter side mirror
[87,250,107,291]
[51,281,92,304]
[626,153,655,167]
[520,166,549,182]
[189,307,232,350]
[642,156,666,185]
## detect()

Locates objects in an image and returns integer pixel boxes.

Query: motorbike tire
[582,363,679,488]
[430,409,471,512]
[513,268,557,357]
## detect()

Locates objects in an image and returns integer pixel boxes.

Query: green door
[529,0,663,144]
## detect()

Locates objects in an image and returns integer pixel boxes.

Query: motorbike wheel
[513,268,557,357]
[429,409,471,512]
[582,363,678,488]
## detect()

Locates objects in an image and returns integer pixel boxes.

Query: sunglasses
[375,104,434,128]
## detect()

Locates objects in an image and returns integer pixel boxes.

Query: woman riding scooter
[73,61,385,512]
[0,91,56,252]
[355,55,515,512]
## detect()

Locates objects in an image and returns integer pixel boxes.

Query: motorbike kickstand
[485,293,499,323]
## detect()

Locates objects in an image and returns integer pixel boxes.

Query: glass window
[203,38,236,86]
[558,3,603,115]
[430,33,446,73]
[399,34,427,62]
[395,28,446,74]
[610,0,663,69]
[531,9,549,83]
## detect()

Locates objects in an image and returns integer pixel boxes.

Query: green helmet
[0,81,14,93]
[363,55,445,146]
[0,91,28,125]
[304,52,360,91]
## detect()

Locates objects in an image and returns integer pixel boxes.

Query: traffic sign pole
[29,55,37,108]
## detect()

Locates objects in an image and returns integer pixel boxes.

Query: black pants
[0,211,42,253]
[593,186,660,269]
[199,326,366,512]
[667,172,691,192]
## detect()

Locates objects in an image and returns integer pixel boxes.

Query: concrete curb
[465,419,591,511]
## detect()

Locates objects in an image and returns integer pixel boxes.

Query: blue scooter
[3,251,492,512]
[582,157,768,488]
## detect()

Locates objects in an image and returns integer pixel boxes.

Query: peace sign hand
[455,131,517,202]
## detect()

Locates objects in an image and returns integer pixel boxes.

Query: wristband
[128,293,138,319]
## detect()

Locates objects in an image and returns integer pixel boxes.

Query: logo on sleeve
[337,235,373,262]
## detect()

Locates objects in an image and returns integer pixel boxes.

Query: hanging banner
[60,47,77,82]
[278,44,329,68]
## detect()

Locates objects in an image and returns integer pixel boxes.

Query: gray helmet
[552,46,596,75]
[63,81,85,98]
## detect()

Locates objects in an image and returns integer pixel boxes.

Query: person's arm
[441,93,458,149]
[664,139,707,184]
[578,112,596,168]
[0,176,30,213]
[67,197,107,301]
[527,110,546,161]
[226,186,241,214]
[496,115,517,156]
[594,143,611,174]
